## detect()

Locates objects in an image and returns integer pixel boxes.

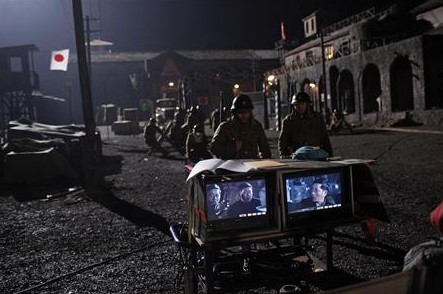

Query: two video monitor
[191,164,358,243]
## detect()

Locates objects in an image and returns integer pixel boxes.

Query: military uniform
[186,127,211,163]
[278,111,332,158]
[210,116,271,160]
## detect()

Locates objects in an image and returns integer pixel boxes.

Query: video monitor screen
[205,178,267,221]
[284,171,343,215]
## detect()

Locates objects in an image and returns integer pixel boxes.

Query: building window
[10,57,23,72]
[325,46,334,60]
[306,51,314,60]
[339,40,351,56]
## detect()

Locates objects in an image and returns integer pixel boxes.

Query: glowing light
[233,84,240,89]
[168,82,175,87]
[267,75,275,82]
[309,82,316,89]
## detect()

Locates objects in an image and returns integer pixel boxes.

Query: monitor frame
[279,166,355,233]
[198,171,281,242]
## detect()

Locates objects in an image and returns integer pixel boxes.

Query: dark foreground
[1,127,443,293]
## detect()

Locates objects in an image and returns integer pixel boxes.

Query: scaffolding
[0,44,40,141]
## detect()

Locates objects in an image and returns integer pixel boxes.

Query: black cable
[13,239,172,294]
[373,133,414,161]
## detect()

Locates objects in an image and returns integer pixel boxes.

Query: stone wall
[277,35,443,126]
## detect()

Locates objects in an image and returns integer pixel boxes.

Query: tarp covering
[3,147,79,184]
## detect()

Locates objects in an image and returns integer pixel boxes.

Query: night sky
[0,0,426,52]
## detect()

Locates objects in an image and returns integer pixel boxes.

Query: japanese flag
[50,49,69,71]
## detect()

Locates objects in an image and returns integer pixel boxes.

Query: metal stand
[171,224,337,294]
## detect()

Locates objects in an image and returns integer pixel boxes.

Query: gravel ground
[1,126,443,293]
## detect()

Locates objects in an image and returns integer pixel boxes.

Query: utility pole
[262,81,269,129]
[320,30,328,114]
[84,16,99,94]
[72,0,104,196]
[251,58,257,92]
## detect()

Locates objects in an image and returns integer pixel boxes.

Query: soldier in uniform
[168,110,187,154]
[210,94,271,160]
[278,92,333,159]
[186,124,212,163]
[210,108,221,132]
[143,118,168,156]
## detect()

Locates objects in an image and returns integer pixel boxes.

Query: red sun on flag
[54,54,64,62]
[50,49,69,71]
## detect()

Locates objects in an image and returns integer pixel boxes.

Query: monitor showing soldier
[227,182,261,218]
[206,184,228,220]
[301,178,336,209]
[287,180,308,213]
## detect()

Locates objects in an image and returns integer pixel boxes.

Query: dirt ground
[1,126,443,293]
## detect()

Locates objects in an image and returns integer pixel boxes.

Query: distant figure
[278,92,333,159]
[228,182,261,218]
[324,108,332,128]
[143,118,168,156]
[210,94,271,160]
[210,107,228,132]
[168,111,187,154]
[174,107,186,126]
[330,109,353,134]
[181,105,205,135]
[210,108,221,132]
[186,124,212,163]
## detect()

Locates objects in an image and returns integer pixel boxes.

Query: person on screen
[207,184,228,220]
[228,182,261,218]
[287,180,307,212]
[301,178,336,209]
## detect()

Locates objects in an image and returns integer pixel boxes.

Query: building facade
[267,2,443,126]
[57,49,279,124]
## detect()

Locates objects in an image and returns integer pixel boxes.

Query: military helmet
[291,92,311,104]
[207,183,221,191]
[192,124,204,133]
[230,94,254,111]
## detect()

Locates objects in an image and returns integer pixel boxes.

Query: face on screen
[208,186,221,205]
[239,186,253,202]
[206,179,267,221]
[286,172,342,214]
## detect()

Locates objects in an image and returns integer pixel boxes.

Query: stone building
[267,1,443,126]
